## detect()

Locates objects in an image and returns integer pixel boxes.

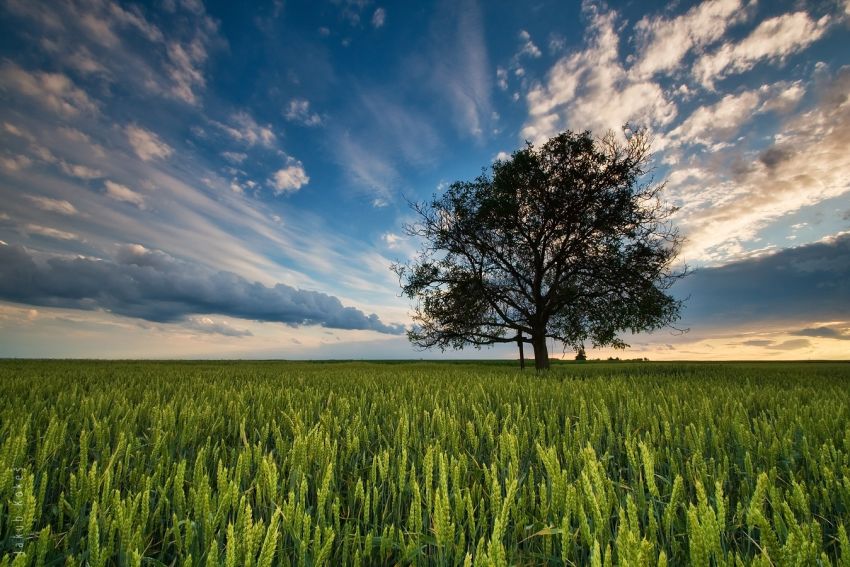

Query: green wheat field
[1,360,850,566]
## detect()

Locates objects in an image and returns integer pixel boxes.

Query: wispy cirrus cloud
[27,196,78,215]
[23,224,80,241]
[427,0,492,138]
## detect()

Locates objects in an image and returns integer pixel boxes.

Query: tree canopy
[393,128,687,370]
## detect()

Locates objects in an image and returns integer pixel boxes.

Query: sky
[0,0,848,360]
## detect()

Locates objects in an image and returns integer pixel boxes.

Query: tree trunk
[532,333,549,371]
[517,331,525,371]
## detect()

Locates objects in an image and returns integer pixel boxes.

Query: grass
[1,360,849,565]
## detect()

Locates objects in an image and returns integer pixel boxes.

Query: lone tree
[393,127,687,371]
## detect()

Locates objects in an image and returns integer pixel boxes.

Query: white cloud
[633,0,749,79]
[0,63,97,116]
[517,29,541,59]
[372,7,386,28]
[496,67,508,90]
[758,81,805,113]
[493,151,511,162]
[666,81,808,148]
[271,161,310,194]
[104,180,146,208]
[166,38,208,105]
[107,1,165,43]
[694,11,831,88]
[213,112,276,147]
[184,316,253,337]
[522,5,676,143]
[25,224,79,241]
[3,122,33,140]
[668,90,761,145]
[60,161,103,179]
[676,67,850,262]
[125,125,173,161]
[548,33,566,54]
[80,12,120,46]
[284,99,323,126]
[58,127,106,158]
[334,132,398,201]
[382,232,401,248]
[221,151,248,164]
[0,154,32,172]
[66,47,110,76]
[27,196,78,215]
[429,0,492,138]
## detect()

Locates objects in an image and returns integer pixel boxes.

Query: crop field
[1,361,849,566]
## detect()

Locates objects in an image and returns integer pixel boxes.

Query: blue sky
[0,0,848,359]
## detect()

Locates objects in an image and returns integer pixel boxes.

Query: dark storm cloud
[0,244,405,334]
[676,233,850,325]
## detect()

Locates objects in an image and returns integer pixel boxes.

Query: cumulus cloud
[694,11,831,88]
[0,243,405,334]
[666,83,803,147]
[0,63,97,116]
[271,161,310,194]
[522,5,676,143]
[125,125,173,161]
[632,0,750,79]
[667,90,761,145]
[104,180,146,208]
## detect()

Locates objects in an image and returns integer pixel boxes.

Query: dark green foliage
[394,129,686,370]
